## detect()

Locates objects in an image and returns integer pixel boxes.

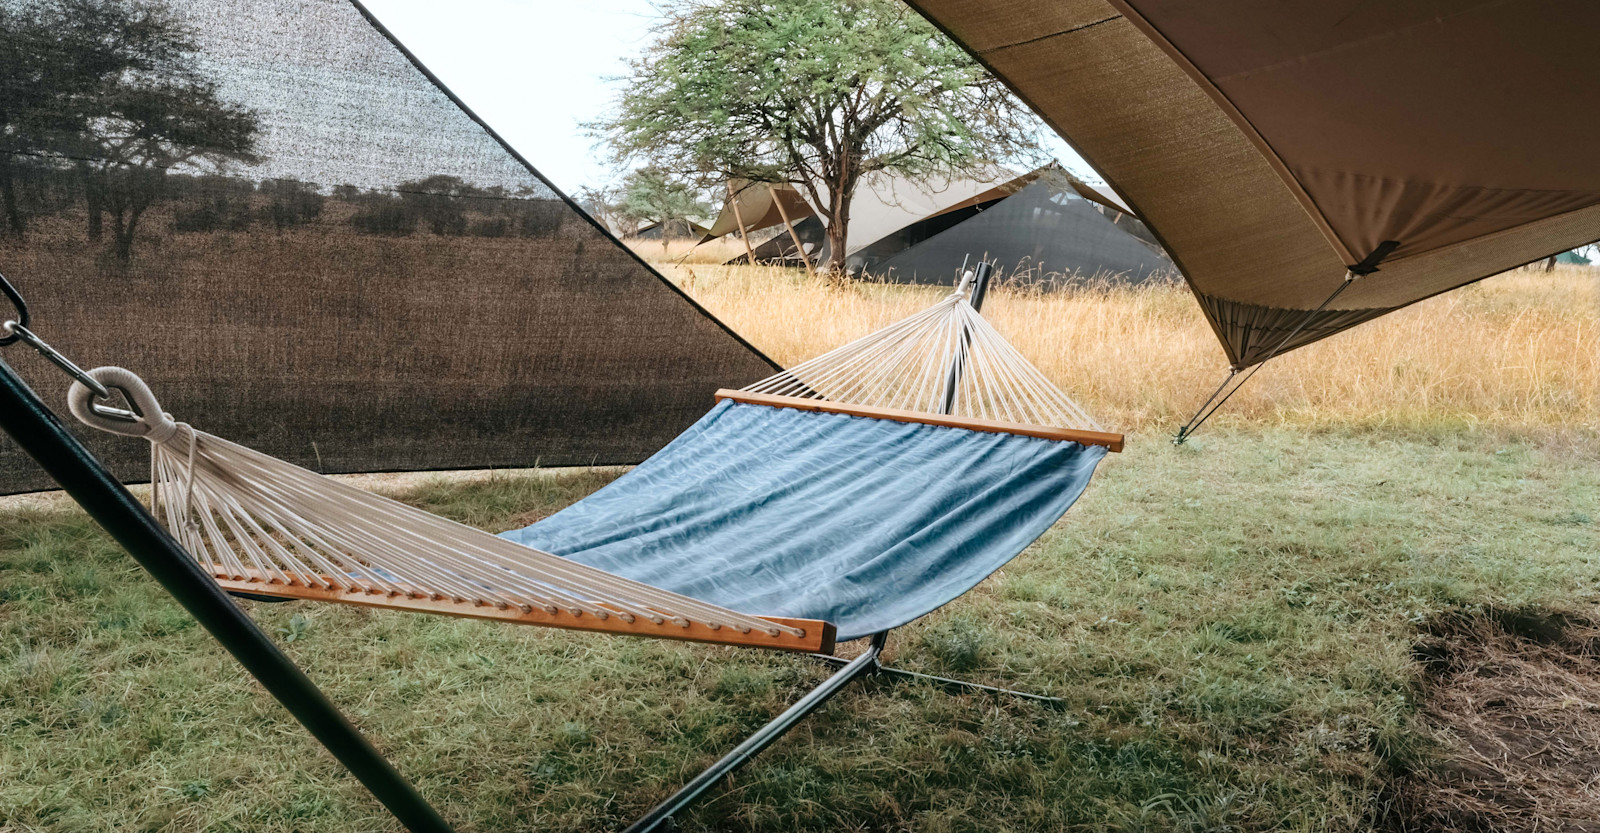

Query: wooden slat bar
[214,569,835,654]
[717,389,1124,452]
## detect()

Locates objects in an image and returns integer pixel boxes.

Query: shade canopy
[0,0,774,494]
[907,0,1600,365]
[700,179,820,241]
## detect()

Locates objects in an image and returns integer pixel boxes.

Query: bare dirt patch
[1392,609,1600,832]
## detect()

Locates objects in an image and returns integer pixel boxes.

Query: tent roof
[701,180,819,241]
[907,0,1600,365]
[704,167,1060,258]
[868,171,1171,285]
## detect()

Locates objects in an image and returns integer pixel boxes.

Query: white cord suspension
[65,367,803,641]
[743,284,1103,432]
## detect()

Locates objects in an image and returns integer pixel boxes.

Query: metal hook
[0,320,140,422]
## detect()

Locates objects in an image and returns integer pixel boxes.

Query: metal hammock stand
[0,261,1120,833]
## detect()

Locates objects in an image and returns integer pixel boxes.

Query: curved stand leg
[623,633,887,833]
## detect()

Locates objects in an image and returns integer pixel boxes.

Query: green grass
[2,427,1597,832]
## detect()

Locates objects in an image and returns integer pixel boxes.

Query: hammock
[64,279,1117,655]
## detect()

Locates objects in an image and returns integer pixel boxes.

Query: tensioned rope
[1172,270,1359,445]
[742,280,1103,432]
[61,366,805,641]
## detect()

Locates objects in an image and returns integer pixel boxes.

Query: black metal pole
[967,260,994,314]
[623,634,887,833]
[940,260,994,415]
[0,356,455,833]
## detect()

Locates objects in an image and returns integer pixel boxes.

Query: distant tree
[348,195,417,236]
[74,3,259,261]
[170,174,255,233]
[397,174,481,235]
[575,183,629,236]
[514,200,567,238]
[258,178,323,230]
[614,167,708,244]
[594,0,1042,274]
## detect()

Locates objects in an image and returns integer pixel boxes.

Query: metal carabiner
[0,271,139,422]
[0,270,27,347]
[0,320,140,423]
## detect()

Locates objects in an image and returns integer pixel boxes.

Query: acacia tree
[73,2,259,262]
[0,0,259,257]
[595,0,1042,275]
[615,166,709,244]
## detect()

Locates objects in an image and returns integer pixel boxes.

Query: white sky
[359,0,1098,196]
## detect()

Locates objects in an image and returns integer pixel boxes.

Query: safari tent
[705,166,1171,283]
[863,167,1173,285]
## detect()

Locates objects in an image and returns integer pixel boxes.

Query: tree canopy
[615,167,710,240]
[595,0,1044,274]
[0,0,259,260]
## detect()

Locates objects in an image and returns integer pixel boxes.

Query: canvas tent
[704,170,1031,270]
[1556,250,1591,266]
[870,168,1172,286]
[906,0,1600,367]
[0,0,775,495]
[706,166,1165,281]
[630,219,710,241]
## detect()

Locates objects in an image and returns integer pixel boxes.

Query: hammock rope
[65,367,812,645]
[742,284,1102,432]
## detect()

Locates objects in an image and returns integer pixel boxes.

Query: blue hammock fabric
[501,399,1105,641]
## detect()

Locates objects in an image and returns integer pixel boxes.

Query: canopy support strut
[769,183,815,276]
[728,181,757,266]
[1174,271,1359,444]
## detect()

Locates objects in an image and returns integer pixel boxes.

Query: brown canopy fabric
[907,0,1600,366]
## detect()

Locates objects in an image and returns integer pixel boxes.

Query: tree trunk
[80,164,103,241]
[0,161,25,238]
[113,205,145,263]
[823,177,853,279]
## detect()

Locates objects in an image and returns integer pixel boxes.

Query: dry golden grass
[640,239,1600,434]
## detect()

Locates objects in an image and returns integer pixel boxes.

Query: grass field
[2,253,1598,832]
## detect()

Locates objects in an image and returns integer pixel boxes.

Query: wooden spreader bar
[717,389,1124,452]
[214,569,835,654]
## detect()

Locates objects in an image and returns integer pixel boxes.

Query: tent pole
[727,181,757,265]
[0,356,456,833]
[623,632,887,833]
[769,184,816,277]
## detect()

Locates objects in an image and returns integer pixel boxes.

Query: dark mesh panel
[0,0,775,494]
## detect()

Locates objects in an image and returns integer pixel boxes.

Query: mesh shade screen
[0,0,775,495]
